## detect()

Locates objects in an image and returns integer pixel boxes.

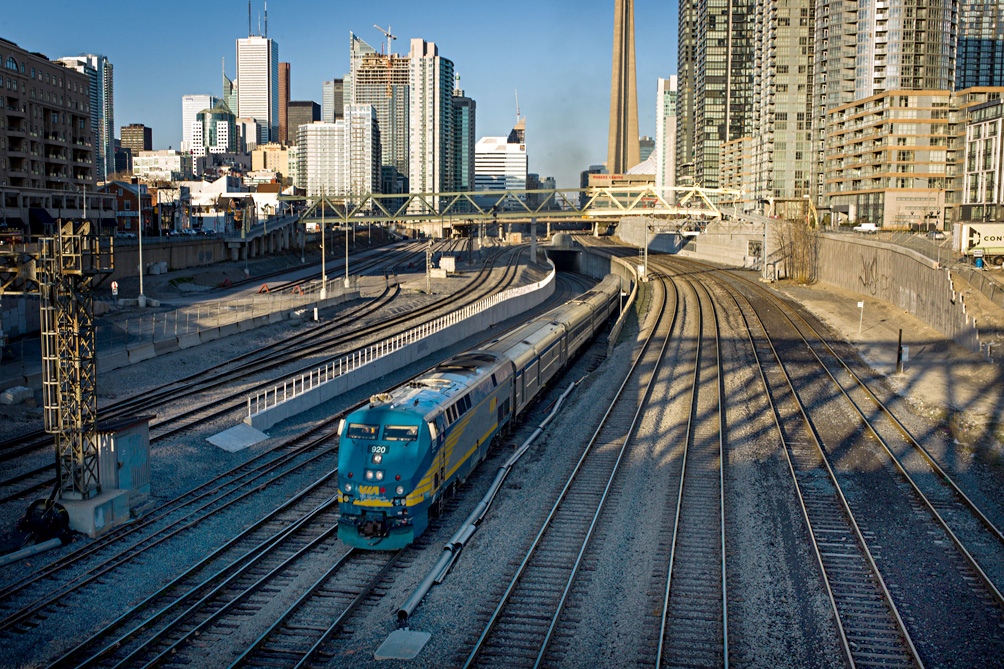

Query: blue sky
[5,0,679,188]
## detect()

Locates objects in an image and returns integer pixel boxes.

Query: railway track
[463,274,676,668]
[0,270,596,668]
[654,275,728,668]
[0,247,526,503]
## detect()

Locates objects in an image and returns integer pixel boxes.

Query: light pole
[344,215,350,288]
[643,222,649,281]
[137,185,146,307]
[320,191,328,300]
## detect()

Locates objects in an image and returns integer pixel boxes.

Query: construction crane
[373,24,397,56]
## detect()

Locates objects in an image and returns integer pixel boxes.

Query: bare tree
[777,217,819,285]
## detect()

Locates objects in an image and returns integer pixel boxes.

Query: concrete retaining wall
[816,233,980,353]
[1,296,40,339]
[246,276,556,431]
[616,216,763,270]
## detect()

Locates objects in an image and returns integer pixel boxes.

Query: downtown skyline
[4,0,681,189]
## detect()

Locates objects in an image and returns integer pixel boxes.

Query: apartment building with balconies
[0,37,114,232]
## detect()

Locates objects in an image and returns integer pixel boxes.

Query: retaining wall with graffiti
[817,233,980,354]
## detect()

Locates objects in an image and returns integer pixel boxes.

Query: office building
[639,136,654,163]
[409,39,454,199]
[286,100,319,145]
[1,37,111,225]
[958,2,1004,89]
[192,100,237,156]
[181,95,217,152]
[236,34,279,144]
[750,0,814,201]
[654,76,677,196]
[251,142,291,180]
[676,0,754,189]
[345,104,381,196]
[222,64,237,113]
[322,79,344,123]
[475,132,528,195]
[453,88,476,194]
[297,121,347,197]
[812,0,960,201]
[608,0,639,174]
[121,124,152,154]
[279,61,290,145]
[349,33,411,179]
[133,150,193,182]
[57,53,114,182]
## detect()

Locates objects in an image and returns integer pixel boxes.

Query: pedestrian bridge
[289,184,744,227]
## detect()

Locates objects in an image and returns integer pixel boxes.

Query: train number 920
[370,445,388,455]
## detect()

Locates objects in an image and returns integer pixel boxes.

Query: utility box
[439,256,456,274]
[97,415,153,507]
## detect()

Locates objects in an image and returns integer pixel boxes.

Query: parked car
[852,222,879,233]
[927,230,946,240]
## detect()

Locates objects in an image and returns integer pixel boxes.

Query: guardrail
[246,265,556,421]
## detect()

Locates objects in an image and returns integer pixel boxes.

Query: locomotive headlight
[372,454,383,464]
[365,470,374,481]
[344,482,353,493]
[396,485,405,495]
[375,470,385,481]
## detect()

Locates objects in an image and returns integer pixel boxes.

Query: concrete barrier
[246,278,555,431]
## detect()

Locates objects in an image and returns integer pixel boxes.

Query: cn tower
[608,0,640,175]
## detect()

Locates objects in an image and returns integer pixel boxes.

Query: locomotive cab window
[346,424,379,440]
[384,425,419,441]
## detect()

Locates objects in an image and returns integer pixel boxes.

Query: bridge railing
[246,265,557,421]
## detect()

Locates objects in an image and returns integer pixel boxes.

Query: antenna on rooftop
[248,1,252,37]
[265,1,268,37]
[515,89,521,124]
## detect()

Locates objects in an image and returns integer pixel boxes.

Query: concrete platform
[208,423,269,452]
[374,629,431,661]
[62,488,131,538]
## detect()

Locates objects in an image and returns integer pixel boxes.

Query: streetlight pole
[320,191,327,300]
[344,215,350,288]
[137,185,146,306]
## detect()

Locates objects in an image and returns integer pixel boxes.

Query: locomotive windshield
[384,425,420,441]
[346,424,379,440]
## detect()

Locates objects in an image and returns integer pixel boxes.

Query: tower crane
[373,24,397,56]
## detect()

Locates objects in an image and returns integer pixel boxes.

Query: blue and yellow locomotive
[337,275,620,549]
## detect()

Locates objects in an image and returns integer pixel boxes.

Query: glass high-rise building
[958,1,1004,89]
[812,0,959,200]
[676,0,754,189]
[409,39,454,200]
[655,76,677,195]
[236,35,279,144]
[57,54,114,181]
[452,88,476,195]
[322,79,344,123]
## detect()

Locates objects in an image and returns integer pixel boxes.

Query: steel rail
[715,268,922,668]
[656,274,728,668]
[464,274,677,668]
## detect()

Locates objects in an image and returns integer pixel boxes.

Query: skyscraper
[345,104,381,196]
[222,61,237,113]
[453,86,477,195]
[676,0,754,190]
[298,121,346,197]
[236,34,279,144]
[287,101,320,145]
[279,62,290,145]
[181,95,217,152]
[57,54,114,181]
[409,39,454,200]
[750,0,814,201]
[811,0,960,201]
[608,0,639,174]
[958,1,1004,89]
[654,76,677,195]
[322,79,344,123]
[349,34,411,179]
